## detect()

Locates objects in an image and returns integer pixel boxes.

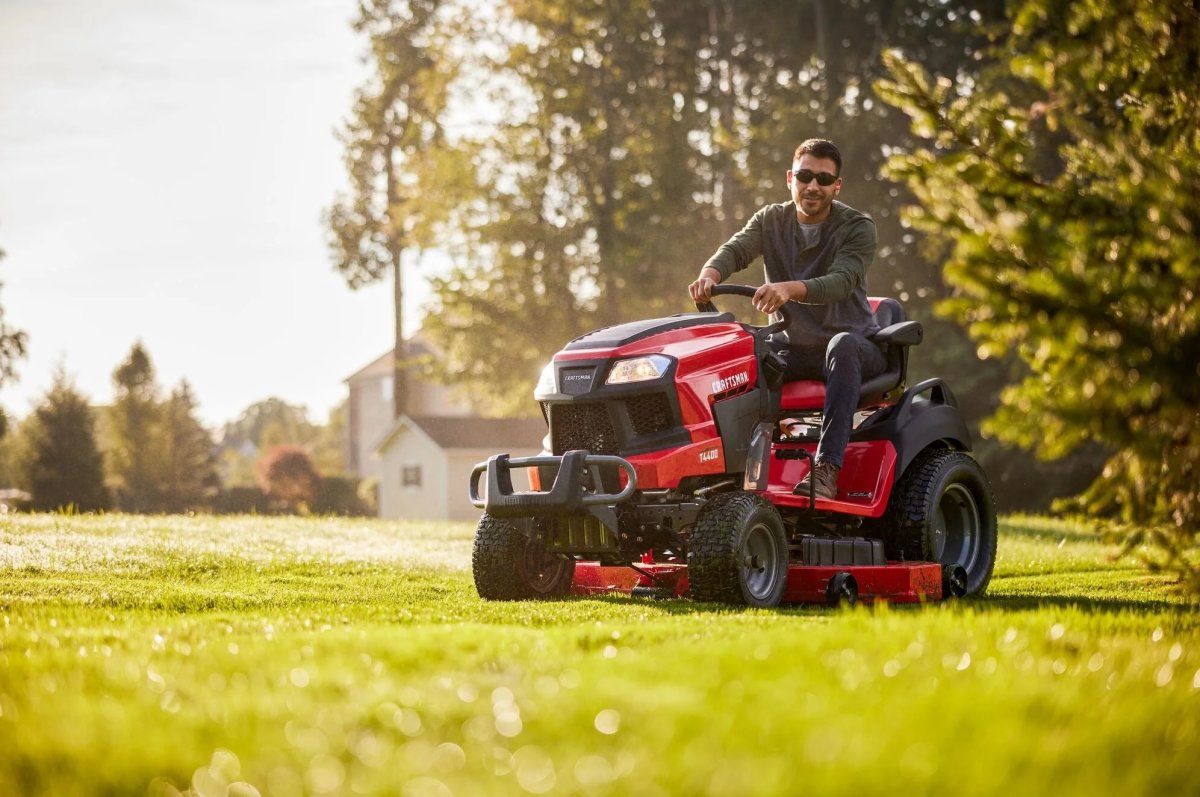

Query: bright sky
[0,0,435,427]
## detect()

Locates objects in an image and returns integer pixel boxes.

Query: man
[688,138,884,500]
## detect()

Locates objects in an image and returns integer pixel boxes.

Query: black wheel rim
[742,520,783,602]
[519,543,570,594]
[841,580,857,604]
[944,564,968,598]
[933,482,981,572]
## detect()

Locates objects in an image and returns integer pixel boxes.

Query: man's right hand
[689,267,721,303]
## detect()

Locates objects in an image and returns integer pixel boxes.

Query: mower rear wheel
[472,514,575,600]
[889,450,997,596]
[688,492,788,607]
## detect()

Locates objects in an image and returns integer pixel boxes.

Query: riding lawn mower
[468,285,997,607]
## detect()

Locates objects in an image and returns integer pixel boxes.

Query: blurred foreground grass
[1,512,1197,796]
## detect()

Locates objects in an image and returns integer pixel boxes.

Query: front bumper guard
[469,450,637,531]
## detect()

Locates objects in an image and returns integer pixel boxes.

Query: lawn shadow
[964,591,1190,616]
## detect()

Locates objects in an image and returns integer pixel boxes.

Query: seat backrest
[871,297,903,328]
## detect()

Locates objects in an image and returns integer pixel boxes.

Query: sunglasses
[790,169,839,187]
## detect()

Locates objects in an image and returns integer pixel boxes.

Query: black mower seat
[778,297,923,411]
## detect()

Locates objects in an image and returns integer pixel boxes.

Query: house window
[401,464,422,489]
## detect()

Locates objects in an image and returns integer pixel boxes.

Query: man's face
[788,154,841,222]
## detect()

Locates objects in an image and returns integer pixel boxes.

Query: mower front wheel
[688,492,788,607]
[472,514,575,600]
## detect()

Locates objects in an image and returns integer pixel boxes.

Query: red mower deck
[570,560,944,605]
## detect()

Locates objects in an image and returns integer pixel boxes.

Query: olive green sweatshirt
[702,200,879,347]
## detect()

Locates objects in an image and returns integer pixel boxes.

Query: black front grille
[548,403,618,455]
[626,393,673,437]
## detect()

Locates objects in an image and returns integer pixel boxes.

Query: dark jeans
[776,333,887,468]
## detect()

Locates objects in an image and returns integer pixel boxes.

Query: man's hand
[689,267,722,303]
[753,281,805,314]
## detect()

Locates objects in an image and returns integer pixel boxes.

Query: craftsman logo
[711,370,750,394]
[560,368,595,394]
[699,448,719,463]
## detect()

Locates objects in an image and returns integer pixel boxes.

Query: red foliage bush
[257,445,319,511]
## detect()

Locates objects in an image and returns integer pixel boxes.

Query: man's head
[788,138,842,223]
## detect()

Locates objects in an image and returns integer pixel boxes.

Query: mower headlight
[534,361,557,398]
[605,355,672,385]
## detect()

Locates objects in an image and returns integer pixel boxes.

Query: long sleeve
[801,217,876,304]
[701,206,767,280]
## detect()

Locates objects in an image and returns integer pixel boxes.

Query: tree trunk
[392,254,406,419]
[384,113,407,420]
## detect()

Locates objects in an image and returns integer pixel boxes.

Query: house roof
[374,414,548,454]
[345,339,437,384]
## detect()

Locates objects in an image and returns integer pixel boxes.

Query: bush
[312,476,374,517]
[257,445,319,513]
[212,486,271,515]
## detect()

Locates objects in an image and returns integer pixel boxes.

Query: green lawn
[1,512,1196,797]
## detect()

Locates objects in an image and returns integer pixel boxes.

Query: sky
[0,0,438,427]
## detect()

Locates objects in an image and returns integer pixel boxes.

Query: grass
[1,512,1197,797]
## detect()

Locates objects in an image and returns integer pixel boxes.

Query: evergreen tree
[160,380,218,513]
[25,368,109,511]
[877,0,1200,586]
[105,342,166,512]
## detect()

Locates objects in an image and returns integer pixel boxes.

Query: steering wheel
[695,284,791,338]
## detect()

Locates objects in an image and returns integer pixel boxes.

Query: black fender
[854,378,972,478]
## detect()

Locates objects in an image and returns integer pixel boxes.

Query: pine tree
[160,381,218,513]
[105,342,166,512]
[877,0,1200,587]
[26,368,110,511]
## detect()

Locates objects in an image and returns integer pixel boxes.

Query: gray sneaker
[793,461,840,500]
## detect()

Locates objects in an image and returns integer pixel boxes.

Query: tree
[25,368,109,511]
[0,236,29,388]
[311,400,350,477]
[423,0,728,415]
[220,397,320,451]
[422,0,1013,415]
[326,0,462,418]
[216,397,323,487]
[160,381,219,513]
[257,444,320,513]
[876,0,1200,586]
[104,342,166,511]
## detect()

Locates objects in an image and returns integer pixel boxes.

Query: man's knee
[825,332,861,363]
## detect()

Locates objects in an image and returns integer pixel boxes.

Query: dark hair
[793,139,842,174]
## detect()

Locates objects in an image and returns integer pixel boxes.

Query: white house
[372,415,547,521]
[345,342,547,521]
